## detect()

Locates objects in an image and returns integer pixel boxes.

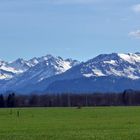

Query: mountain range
[1,53,140,94]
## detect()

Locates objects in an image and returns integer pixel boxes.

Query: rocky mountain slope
[1,53,140,93]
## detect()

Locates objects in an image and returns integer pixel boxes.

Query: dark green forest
[1,90,140,107]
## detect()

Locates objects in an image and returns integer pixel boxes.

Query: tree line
[1,90,140,108]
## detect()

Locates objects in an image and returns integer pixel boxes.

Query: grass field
[0,107,140,140]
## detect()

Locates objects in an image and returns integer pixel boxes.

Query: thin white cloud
[129,30,140,39]
[49,0,98,5]
[132,4,140,13]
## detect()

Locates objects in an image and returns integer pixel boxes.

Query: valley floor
[0,107,140,140]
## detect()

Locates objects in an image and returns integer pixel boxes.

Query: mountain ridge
[1,52,140,94]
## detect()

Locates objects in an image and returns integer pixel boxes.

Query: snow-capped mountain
[14,54,79,84]
[1,55,79,92]
[81,53,140,79]
[37,53,140,93]
[61,53,140,80]
[0,54,78,80]
[0,58,37,80]
[8,58,33,73]
[0,60,19,80]
[1,52,140,93]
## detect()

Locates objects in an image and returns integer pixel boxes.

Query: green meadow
[0,107,140,140]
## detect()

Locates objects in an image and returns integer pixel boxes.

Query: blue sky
[0,0,140,61]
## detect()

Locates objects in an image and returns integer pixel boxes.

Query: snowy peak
[2,53,140,93]
[0,60,18,79]
[16,55,79,83]
[118,53,140,64]
[0,54,80,81]
[33,54,79,75]
[9,58,31,72]
[1,52,140,81]
[78,52,140,79]
[0,55,79,93]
